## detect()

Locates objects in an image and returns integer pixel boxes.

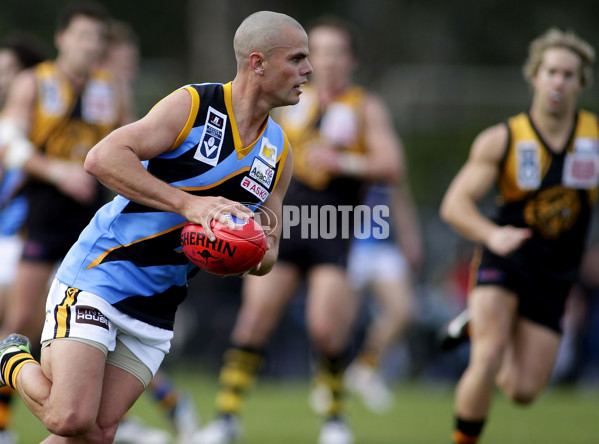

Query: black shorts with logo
[474,247,573,333]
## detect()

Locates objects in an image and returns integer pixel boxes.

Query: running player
[197,15,401,444]
[439,28,597,443]
[0,10,307,443]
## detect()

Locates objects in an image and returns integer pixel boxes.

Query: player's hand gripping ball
[181,216,267,276]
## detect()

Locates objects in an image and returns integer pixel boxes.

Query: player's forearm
[251,235,279,276]
[85,142,189,215]
[440,195,498,246]
[337,152,399,182]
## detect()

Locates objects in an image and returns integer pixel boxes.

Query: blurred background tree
[1,0,598,377]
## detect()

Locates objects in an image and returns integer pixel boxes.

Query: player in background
[197,15,400,444]
[0,10,306,443]
[0,34,47,444]
[0,0,132,351]
[439,28,597,443]
[322,174,423,414]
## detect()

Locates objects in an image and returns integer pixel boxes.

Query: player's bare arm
[440,123,532,256]
[1,70,99,204]
[85,88,252,238]
[308,93,401,181]
[249,148,293,276]
[357,93,401,181]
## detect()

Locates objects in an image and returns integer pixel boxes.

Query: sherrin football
[181,216,267,276]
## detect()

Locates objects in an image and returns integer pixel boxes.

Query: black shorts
[276,178,360,273]
[474,247,573,333]
[277,224,351,273]
[21,181,103,263]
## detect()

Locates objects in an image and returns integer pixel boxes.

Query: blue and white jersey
[56,82,290,330]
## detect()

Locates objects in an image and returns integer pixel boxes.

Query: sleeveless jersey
[56,82,290,330]
[30,61,122,161]
[275,84,367,207]
[492,110,599,280]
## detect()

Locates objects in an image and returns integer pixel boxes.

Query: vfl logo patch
[259,137,278,166]
[40,78,65,115]
[194,106,227,166]
[75,305,109,330]
[516,141,541,190]
[249,157,275,188]
[241,176,269,202]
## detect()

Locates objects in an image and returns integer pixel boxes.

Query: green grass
[10,368,599,443]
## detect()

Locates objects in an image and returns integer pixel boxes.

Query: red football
[181,217,267,276]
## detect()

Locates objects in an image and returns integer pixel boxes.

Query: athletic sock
[0,387,13,430]
[215,346,264,416]
[316,353,349,417]
[452,417,485,444]
[354,347,381,370]
[148,372,180,419]
[0,348,37,391]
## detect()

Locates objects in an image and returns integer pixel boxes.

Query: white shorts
[41,279,173,381]
[347,241,409,290]
[0,235,23,285]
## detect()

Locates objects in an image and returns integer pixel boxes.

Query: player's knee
[502,380,541,405]
[44,408,96,437]
[309,321,344,354]
[471,344,506,375]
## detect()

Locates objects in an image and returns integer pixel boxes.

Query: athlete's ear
[249,52,265,75]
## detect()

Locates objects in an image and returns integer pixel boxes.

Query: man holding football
[0,10,309,443]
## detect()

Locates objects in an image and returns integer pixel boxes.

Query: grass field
[10,368,599,443]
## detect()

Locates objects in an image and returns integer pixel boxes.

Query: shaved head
[234,11,305,68]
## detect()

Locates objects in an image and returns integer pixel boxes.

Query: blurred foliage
[1,0,597,205]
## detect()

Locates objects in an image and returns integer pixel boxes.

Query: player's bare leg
[452,286,517,443]
[1,260,54,343]
[496,317,561,404]
[195,263,302,444]
[306,264,359,444]
[5,338,144,443]
[345,276,415,413]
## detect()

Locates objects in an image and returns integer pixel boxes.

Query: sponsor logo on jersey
[75,305,109,330]
[195,106,227,166]
[563,151,599,188]
[259,137,277,166]
[82,80,118,124]
[574,137,599,154]
[249,157,275,188]
[241,176,269,201]
[516,141,541,190]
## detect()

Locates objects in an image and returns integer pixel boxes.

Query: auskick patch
[241,176,269,202]
[249,157,275,188]
[195,106,227,166]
